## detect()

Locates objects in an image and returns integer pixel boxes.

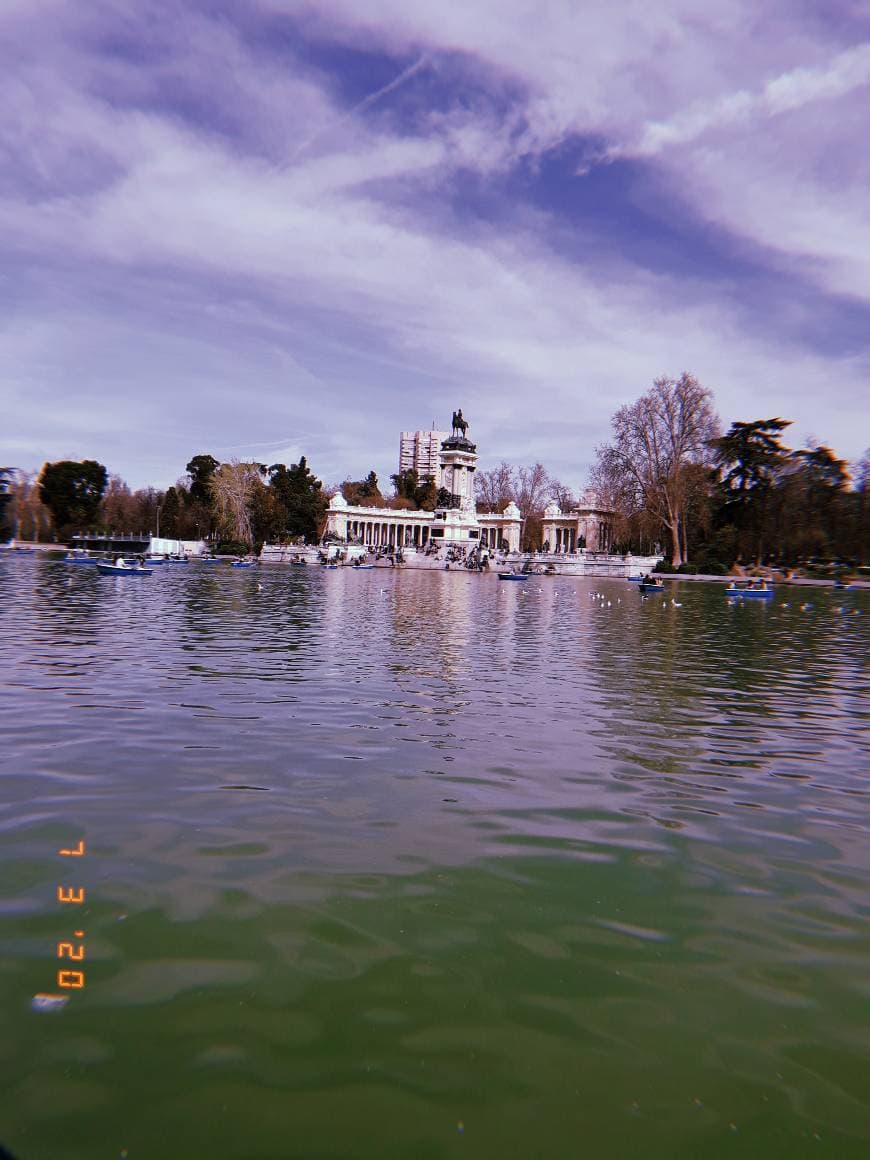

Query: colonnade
[477,526,505,549]
[344,518,431,548]
[543,522,612,552]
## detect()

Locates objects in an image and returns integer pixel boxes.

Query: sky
[2,0,869,493]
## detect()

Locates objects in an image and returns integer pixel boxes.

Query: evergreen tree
[185,454,219,504]
[38,459,108,534]
[341,470,383,507]
[710,418,791,563]
[269,457,327,542]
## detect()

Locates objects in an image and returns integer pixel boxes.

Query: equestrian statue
[451,409,468,437]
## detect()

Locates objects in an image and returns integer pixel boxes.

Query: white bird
[256,583,263,591]
[672,600,682,607]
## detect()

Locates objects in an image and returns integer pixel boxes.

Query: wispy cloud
[2,0,869,491]
[619,41,870,157]
[292,53,430,160]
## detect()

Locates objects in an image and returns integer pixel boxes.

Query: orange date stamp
[32,838,87,1011]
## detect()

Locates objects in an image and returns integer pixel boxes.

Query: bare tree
[594,373,719,565]
[209,460,262,545]
[514,462,550,522]
[6,470,53,541]
[547,478,576,510]
[475,461,515,512]
[101,475,137,531]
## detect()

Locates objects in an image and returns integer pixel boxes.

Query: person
[115,556,126,568]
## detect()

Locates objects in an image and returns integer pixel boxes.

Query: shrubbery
[214,540,250,555]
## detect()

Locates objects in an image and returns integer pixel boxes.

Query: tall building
[398,427,447,484]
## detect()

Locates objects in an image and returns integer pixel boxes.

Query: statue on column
[451,408,468,437]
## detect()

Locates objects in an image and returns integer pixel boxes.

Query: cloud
[620,40,870,156]
[2,0,869,493]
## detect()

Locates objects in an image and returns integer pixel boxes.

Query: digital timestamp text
[56,838,87,990]
[32,838,89,1012]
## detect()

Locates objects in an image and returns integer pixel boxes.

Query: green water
[1,558,868,1158]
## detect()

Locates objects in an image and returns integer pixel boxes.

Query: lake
[1,556,868,1159]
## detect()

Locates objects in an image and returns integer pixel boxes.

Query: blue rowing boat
[96,563,152,576]
[498,572,528,581]
[640,582,666,593]
[64,551,97,566]
[232,560,256,568]
[726,583,773,600]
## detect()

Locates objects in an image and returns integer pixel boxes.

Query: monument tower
[429,409,481,546]
[438,409,477,511]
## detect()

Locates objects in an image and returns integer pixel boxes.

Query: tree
[854,450,870,564]
[132,487,164,535]
[38,459,108,534]
[209,460,261,546]
[269,458,327,542]
[788,443,851,563]
[710,418,791,563]
[250,483,288,546]
[475,462,514,512]
[0,468,13,539]
[186,454,219,504]
[160,486,183,537]
[3,470,54,542]
[547,478,576,510]
[390,468,438,510]
[101,475,137,532]
[514,462,550,551]
[594,373,719,566]
[341,470,383,507]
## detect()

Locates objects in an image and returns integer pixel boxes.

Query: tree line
[591,373,868,570]
[3,378,866,566]
[0,454,329,551]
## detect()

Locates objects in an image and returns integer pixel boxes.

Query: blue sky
[2,0,869,492]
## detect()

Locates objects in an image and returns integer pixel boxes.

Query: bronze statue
[451,409,468,437]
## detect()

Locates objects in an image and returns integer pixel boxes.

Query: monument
[309,410,659,574]
[323,410,521,556]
